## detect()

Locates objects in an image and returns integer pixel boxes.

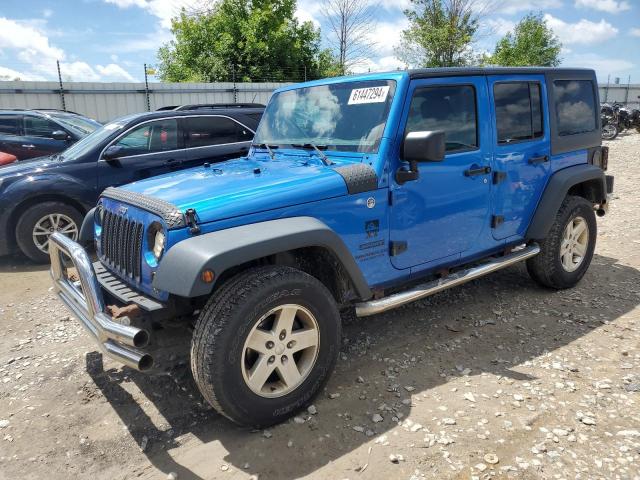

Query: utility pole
[56,60,66,111]
[624,75,631,105]
[143,63,151,111]
[304,65,307,82]
[604,74,610,103]
[232,64,237,103]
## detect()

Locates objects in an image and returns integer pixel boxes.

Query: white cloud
[352,55,406,73]
[485,18,516,36]
[0,65,45,81]
[96,63,137,81]
[563,53,634,76]
[368,18,409,57]
[0,16,138,82]
[490,0,563,15]
[544,14,618,45]
[42,9,53,18]
[104,0,203,29]
[631,28,640,37]
[0,17,64,64]
[574,0,631,13]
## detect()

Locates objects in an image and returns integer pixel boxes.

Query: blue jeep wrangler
[50,67,613,427]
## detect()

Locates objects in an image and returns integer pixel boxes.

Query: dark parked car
[0,109,101,160]
[0,107,263,262]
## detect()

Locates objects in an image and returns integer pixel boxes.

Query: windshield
[254,80,396,153]
[51,113,101,136]
[59,119,128,160]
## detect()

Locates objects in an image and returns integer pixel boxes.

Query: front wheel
[191,266,341,427]
[527,195,597,289]
[15,202,82,263]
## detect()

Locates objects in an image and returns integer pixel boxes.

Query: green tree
[157,0,335,82]
[397,0,482,68]
[487,13,562,67]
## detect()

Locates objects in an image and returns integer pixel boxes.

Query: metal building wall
[0,81,289,123]
[599,84,640,109]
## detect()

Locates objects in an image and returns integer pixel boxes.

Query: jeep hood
[118,156,352,225]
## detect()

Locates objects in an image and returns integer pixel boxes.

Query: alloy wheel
[32,213,79,253]
[241,304,320,398]
[560,216,589,273]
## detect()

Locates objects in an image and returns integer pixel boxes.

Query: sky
[0,0,638,83]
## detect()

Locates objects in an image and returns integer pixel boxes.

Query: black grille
[100,211,144,281]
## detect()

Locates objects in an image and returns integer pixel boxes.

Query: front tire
[191,266,341,427]
[602,123,618,140]
[15,201,82,263]
[527,195,597,289]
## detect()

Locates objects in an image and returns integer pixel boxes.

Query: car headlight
[153,230,165,260]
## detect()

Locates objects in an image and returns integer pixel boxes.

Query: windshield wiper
[291,143,333,166]
[252,143,278,160]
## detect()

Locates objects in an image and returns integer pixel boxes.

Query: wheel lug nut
[268,355,275,363]
[266,341,274,349]
[281,355,288,363]
[287,341,295,349]
[279,330,286,340]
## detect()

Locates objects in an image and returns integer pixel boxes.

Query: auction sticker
[348,86,390,105]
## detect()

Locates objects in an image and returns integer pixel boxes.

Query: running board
[355,244,540,317]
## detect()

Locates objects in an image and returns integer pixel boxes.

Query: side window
[406,85,477,153]
[494,82,544,144]
[0,115,20,135]
[112,119,178,157]
[553,80,597,136]
[24,116,61,138]
[184,117,252,148]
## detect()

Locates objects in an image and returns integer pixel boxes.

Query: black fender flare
[79,207,96,244]
[526,164,606,240]
[153,216,373,300]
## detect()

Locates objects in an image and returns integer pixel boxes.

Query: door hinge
[493,171,507,184]
[390,241,408,256]
[491,215,504,229]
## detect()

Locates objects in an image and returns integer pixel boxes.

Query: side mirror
[102,145,123,160]
[52,130,70,141]
[396,130,446,184]
[402,130,446,163]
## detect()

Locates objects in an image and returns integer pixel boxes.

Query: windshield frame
[254,79,397,155]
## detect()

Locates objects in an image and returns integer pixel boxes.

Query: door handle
[165,158,182,164]
[528,155,549,165]
[21,144,35,149]
[464,166,491,177]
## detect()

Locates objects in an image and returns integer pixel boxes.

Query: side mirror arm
[395,160,419,185]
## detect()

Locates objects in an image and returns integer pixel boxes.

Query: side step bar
[355,244,540,317]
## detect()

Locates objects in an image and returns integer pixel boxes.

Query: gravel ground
[0,132,639,480]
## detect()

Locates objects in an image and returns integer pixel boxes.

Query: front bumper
[49,232,154,371]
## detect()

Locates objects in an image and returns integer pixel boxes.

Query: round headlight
[153,230,165,260]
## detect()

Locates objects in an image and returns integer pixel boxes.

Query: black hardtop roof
[408,66,596,79]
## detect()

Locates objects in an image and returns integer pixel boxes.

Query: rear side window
[406,85,477,152]
[553,80,597,136]
[184,117,253,148]
[494,82,544,144]
[24,116,61,138]
[112,119,179,156]
[0,115,20,135]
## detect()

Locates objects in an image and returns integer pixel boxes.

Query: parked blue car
[0,106,262,262]
[50,67,613,427]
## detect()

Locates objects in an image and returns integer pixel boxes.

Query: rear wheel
[191,266,341,427]
[602,123,618,140]
[16,202,82,263]
[527,195,597,289]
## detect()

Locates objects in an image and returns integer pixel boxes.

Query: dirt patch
[1,133,639,479]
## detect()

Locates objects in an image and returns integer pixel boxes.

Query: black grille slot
[100,210,143,282]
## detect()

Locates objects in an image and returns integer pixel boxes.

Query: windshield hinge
[185,208,200,234]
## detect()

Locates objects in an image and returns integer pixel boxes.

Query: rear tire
[602,123,618,140]
[527,195,597,289]
[191,266,341,427]
[15,201,83,263]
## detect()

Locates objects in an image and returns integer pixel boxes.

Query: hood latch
[185,208,201,234]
